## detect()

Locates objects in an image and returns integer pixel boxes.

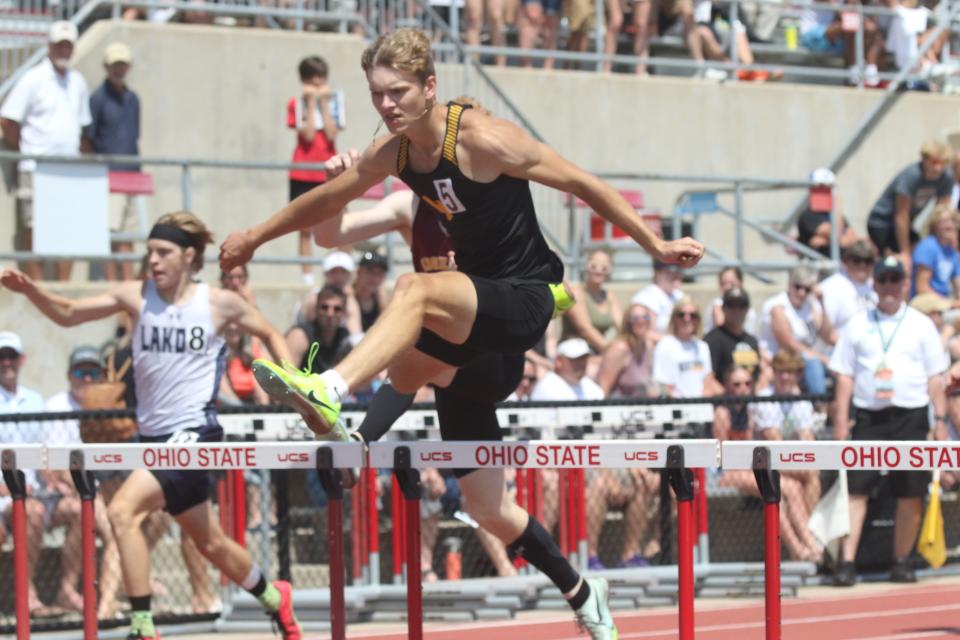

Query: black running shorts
[140,423,224,516]
[846,406,930,498]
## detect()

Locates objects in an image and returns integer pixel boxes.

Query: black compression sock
[568,580,592,611]
[506,515,581,599]
[248,575,268,599]
[358,383,415,443]
[129,594,151,612]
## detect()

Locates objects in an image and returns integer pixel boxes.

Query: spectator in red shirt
[288,56,344,285]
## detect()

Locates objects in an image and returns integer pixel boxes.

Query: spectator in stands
[0,21,92,282]
[653,297,719,398]
[83,42,141,282]
[288,56,344,285]
[43,346,122,617]
[797,168,857,259]
[696,9,777,82]
[595,303,659,398]
[562,249,622,353]
[910,293,960,357]
[704,266,758,335]
[632,0,655,75]
[508,357,540,401]
[830,256,948,586]
[221,264,256,306]
[751,350,822,560]
[466,0,507,66]
[585,466,660,569]
[219,324,269,406]
[712,364,754,441]
[704,287,762,385]
[531,338,605,401]
[351,251,389,333]
[287,285,351,375]
[952,148,960,210]
[631,261,685,336]
[867,139,954,265]
[295,250,355,325]
[0,331,51,616]
[911,203,960,301]
[419,466,449,582]
[661,0,707,73]
[819,239,878,341]
[563,0,597,66]
[758,265,833,395]
[799,0,883,86]
[518,0,561,69]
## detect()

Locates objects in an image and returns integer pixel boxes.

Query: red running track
[332,582,960,640]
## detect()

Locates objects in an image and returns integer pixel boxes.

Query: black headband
[148,223,195,248]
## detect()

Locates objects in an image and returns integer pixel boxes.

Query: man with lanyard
[829,256,949,587]
[220,31,701,638]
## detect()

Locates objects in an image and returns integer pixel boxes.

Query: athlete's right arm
[219,137,397,271]
[0,269,137,326]
[313,190,416,247]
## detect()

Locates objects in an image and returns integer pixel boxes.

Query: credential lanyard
[873,308,906,361]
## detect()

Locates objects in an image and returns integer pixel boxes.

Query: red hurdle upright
[666,445,696,640]
[316,447,347,640]
[68,451,99,640]
[2,450,31,640]
[392,447,424,640]
[752,446,782,640]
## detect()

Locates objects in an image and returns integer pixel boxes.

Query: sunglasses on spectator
[675,311,700,320]
[0,350,19,361]
[924,156,947,166]
[791,283,813,294]
[523,375,537,383]
[730,381,751,389]
[630,314,652,323]
[724,302,749,310]
[71,367,104,379]
[587,264,611,274]
[848,257,874,266]
[876,275,904,285]
[318,303,345,312]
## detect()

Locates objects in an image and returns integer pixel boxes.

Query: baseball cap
[809,167,836,186]
[359,251,388,271]
[48,21,78,44]
[556,338,591,359]
[322,251,355,273]
[722,287,750,307]
[104,42,132,65]
[68,345,102,370]
[0,331,23,354]
[874,255,906,280]
[653,260,681,273]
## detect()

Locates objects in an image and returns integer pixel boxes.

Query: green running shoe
[253,344,348,441]
[550,282,576,319]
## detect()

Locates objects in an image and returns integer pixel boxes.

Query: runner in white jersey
[1,211,302,640]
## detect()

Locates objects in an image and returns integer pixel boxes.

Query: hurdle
[37,442,362,640]
[370,438,718,640]
[1,446,44,640]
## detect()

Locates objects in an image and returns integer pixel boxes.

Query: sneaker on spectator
[864,64,880,87]
[588,555,606,571]
[833,561,857,587]
[703,67,728,81]
[889,557,916,583]
[618,554,650,568]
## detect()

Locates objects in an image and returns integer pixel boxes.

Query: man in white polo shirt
[819,239,878,344]
[531,338,604,401]
[829,256,948,587]
[1,21,92,282]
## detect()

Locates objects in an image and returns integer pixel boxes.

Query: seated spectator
[562,249,622,353]
[911,203,960,301]
[696,7,780,81]
[507,357,540,401]
[797,168,857,259]
[42,346,121,617]
[221,264,256,306]
[819,239,878,341]
[518,0,561,69]
[704,287,763,385]
[867,139,954,264]
[653,297,719,397]
[712,365,754,441]
[530,338,605,401]
[287,285,352,375]
[219,324,269,406]
[758,266,834,395]
[585,467,660,569]
[295,250,355,325]
[351,251,389,334]
[658,0,706,72]
[704,266,758,335]
[798,0,883,86]
[910,293,960,357]
[0,331,55,616]
[595,303,659,398]
[631,261,685,336]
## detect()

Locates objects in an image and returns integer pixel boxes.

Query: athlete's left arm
[213,289,293,364]
[471,120,704,266]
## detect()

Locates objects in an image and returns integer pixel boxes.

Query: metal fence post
[729,0,740,79]
[734,180,744,263]
[855,5,865,88]
[594,0,604,71]
[181,163,192,211]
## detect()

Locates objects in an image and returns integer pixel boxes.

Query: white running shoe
[574,577,618,640]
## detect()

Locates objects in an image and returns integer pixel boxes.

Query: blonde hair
[772,349,804,372]
[153,211,213,272]
[920,139,951,162]
[361,28,435,85]
[925,202,960,237]
[668,296,702,337]
[619,303,652,351]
